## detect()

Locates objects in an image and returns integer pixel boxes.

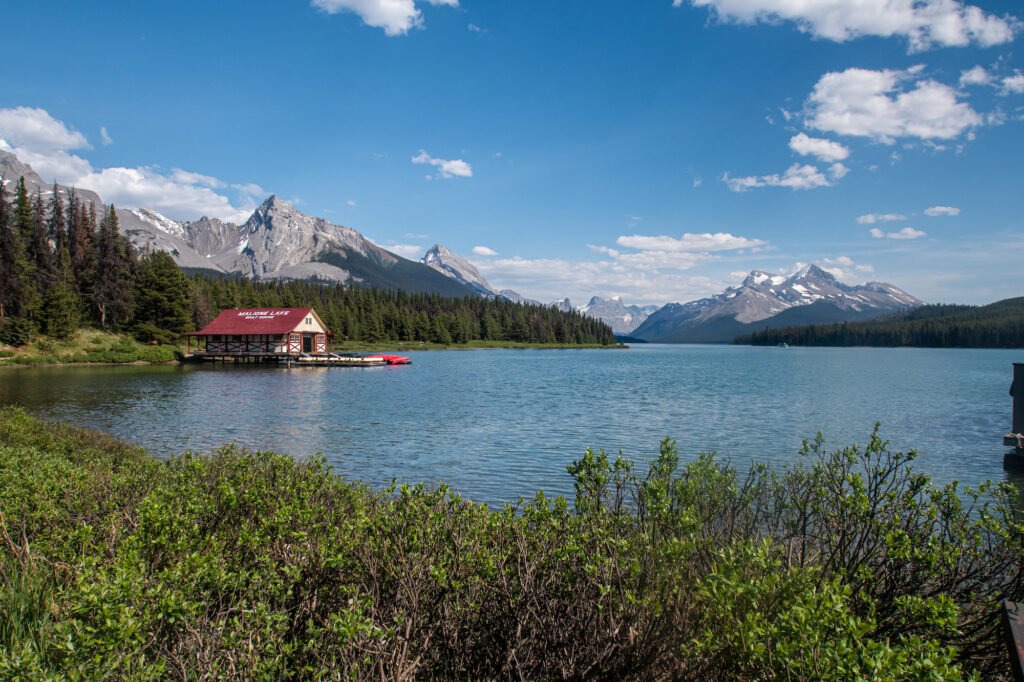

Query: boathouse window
[306,317,312,325]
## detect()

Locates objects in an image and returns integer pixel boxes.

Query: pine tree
[94,206,132,330]
[47,184,67,261]
[134,250,193,340]
[0,178,29,320]
[29,191,53,295]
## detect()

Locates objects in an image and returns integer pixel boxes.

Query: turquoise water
[1,345,1020,505]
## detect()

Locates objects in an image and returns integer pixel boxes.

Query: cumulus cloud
[0,106,90,153]
[587,244,621,258]
[674,0,1019,52]
[806,67,982,143]
[959,65,991,87]
[616,232,766,252]
[0,106,261,223]
[411,149,473,179]
[819,256,875,280]
[473,254,730,307]
[802,66,978,143]
[788,132,849,162]
[380,242,425,259]
[870,226,927,239]
[472,245,498,256]
[924,205,960,216]
[828,162,849,180]
[722,163,831,192]
[857,212,906,224]
[311,0,457,36]
[1001,73,1024,95]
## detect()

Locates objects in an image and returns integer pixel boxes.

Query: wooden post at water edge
[1004,601,1024,682]
[1005,362,1024,473]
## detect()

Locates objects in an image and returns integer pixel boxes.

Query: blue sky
[2,0,1022,306]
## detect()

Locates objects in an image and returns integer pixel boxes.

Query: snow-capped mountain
[579,296,657,333]
[632,265,922,343]
[420,244,496,297]
[549,297,573,312]
[0,149,103,208]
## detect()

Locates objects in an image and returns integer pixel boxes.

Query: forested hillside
[734,298,1024,348]
[190,276,615,345]
[0,175,615,348]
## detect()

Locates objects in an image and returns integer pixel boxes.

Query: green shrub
[0,410,1020,680]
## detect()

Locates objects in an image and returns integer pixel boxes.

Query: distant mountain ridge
[0,150,477,298]
[737,297,1024,349]
[632,265,922,343]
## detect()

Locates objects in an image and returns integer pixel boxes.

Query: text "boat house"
[186,308,334,359]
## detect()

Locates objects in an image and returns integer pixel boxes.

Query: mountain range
[1,149,924,341]
[631,265,922,343]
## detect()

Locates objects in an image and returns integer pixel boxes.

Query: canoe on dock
[293,353,412,367]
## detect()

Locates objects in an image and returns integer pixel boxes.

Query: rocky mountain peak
[419,244,495,297]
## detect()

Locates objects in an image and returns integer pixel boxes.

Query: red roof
[188,308,318,335]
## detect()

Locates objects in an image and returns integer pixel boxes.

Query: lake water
[1,345,1021,506]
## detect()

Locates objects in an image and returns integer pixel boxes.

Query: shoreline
[0,342,627,369]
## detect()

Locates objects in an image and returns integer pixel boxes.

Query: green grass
[1,408,1021,679]
[0,329,181,367]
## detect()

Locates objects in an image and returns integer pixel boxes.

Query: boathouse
[186,308,333,359]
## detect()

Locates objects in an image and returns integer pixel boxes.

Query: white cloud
[381,242,424,259]
[468,23,486,33]
[788,132,849,162]
[0,106,260,223]
[311,0,457,36]
[473,254,730,307]
[616,232,766,252]
[959,65,991,87]
[693,176,703,187]
[587,244,621,258]
[100,126,113,146]
[411,149,473,179]
[806,67,982,143]
[820,256,875,280]
[857,212,906,224]
[232,182,266,197]
[0,106,90,153]
[472,245,498,256]
[346,199,356,206]
[172,169,225,188]
[675,0,1019,52]
[1001,73,1024,95]
[723,163,831,192]
[924,205,960,216]
[870,226,927,239]
[828,162,849,180]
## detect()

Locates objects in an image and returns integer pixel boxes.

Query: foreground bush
[1,407,1021,680]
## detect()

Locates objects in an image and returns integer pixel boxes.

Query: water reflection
[0,346,1020,508]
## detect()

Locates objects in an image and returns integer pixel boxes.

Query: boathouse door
[302,334,313,353]
[288,333,301,354]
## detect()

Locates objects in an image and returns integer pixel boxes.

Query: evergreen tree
[40,277,79,340]
[94,206,133,329]
[47,183,66,257]
[0,178,29,320]
[29,191,53,294]
[134,250,193,340]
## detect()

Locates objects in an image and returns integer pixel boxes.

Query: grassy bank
[1,408,1022,680]
[0,329,181,367]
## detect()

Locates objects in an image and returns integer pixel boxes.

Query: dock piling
[1006,363,1024,473]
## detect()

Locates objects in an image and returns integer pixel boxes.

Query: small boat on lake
[294,353,412,367]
